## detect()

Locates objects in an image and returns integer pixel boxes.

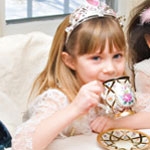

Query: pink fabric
[141,8,150,24]
[86,0,100,6]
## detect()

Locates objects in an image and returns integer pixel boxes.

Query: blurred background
[0,0,144,36]
[5,0,118,20]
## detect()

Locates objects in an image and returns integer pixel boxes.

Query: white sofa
[0,32,53,136]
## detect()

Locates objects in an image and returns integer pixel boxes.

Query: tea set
[97,76,150,150]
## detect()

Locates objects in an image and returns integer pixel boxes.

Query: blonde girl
[12,1,126,150]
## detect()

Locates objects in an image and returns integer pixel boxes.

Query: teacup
[98,76,136,118]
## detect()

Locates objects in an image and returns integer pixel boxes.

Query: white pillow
[0,91,20,136]
[0,32,53,136]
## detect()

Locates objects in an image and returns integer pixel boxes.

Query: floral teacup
[99,76,136,118]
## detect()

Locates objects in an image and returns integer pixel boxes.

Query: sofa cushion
[0,32,52,135]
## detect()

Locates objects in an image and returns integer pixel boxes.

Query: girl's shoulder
[134,58,150,75]
[39,88,68,100]
[34,88,69,105]
[29,88,69,111]
[23,88,69,121]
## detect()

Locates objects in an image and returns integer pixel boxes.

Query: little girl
[12,1,126,150]
[127,0,150,111]
[90,0,150,133]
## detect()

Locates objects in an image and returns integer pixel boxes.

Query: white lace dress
[12,89,101,150]
[133,58,150,112]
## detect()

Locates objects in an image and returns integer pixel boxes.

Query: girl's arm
[90,111,150,133]
[12,80,103,150]
[33,80,103,150]
[114,111,150,129]
[32,103,79,150]
[12,97,79,150]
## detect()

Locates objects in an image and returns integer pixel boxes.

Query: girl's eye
[92,56,101,61]
[113,53,122,59]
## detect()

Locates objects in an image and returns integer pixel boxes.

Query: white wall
[118,0,145,17]
[117,0,145,31]
[5,18,64,37]
[0,0,5,36]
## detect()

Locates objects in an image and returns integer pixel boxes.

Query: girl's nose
[102,61,116,75]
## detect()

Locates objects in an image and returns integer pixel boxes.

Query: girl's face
[70,40,125,85]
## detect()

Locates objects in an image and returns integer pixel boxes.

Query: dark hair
[127,0,150,67]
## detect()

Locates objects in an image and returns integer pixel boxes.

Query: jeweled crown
[65,0,117,43]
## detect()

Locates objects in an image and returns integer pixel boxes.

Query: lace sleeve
[133,69,150,112]
[134,59,150,93]
[12,89,69,150]
[134,92,150,112]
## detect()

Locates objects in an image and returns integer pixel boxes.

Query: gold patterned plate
[97,129,150,150]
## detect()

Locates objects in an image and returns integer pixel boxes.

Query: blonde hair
[30,15,126,102]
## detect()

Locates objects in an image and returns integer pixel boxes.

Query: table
[47,129,150,150]
[48,133,101,150]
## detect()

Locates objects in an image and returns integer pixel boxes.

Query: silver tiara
[65,1,117,43]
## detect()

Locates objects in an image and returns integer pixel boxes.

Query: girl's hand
[90,116,115,133]
[71,80,104,115]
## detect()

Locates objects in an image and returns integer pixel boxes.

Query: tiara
[65,0,117,44]
[140,7,150,25]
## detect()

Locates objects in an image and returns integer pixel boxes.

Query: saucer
[97,128,150,150]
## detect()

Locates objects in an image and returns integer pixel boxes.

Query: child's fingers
[90,116,109,133]
[73,80,105,115]
[90,117,104,133]
[82,80,104,95]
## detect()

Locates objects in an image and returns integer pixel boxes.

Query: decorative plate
[97,128,150,150]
